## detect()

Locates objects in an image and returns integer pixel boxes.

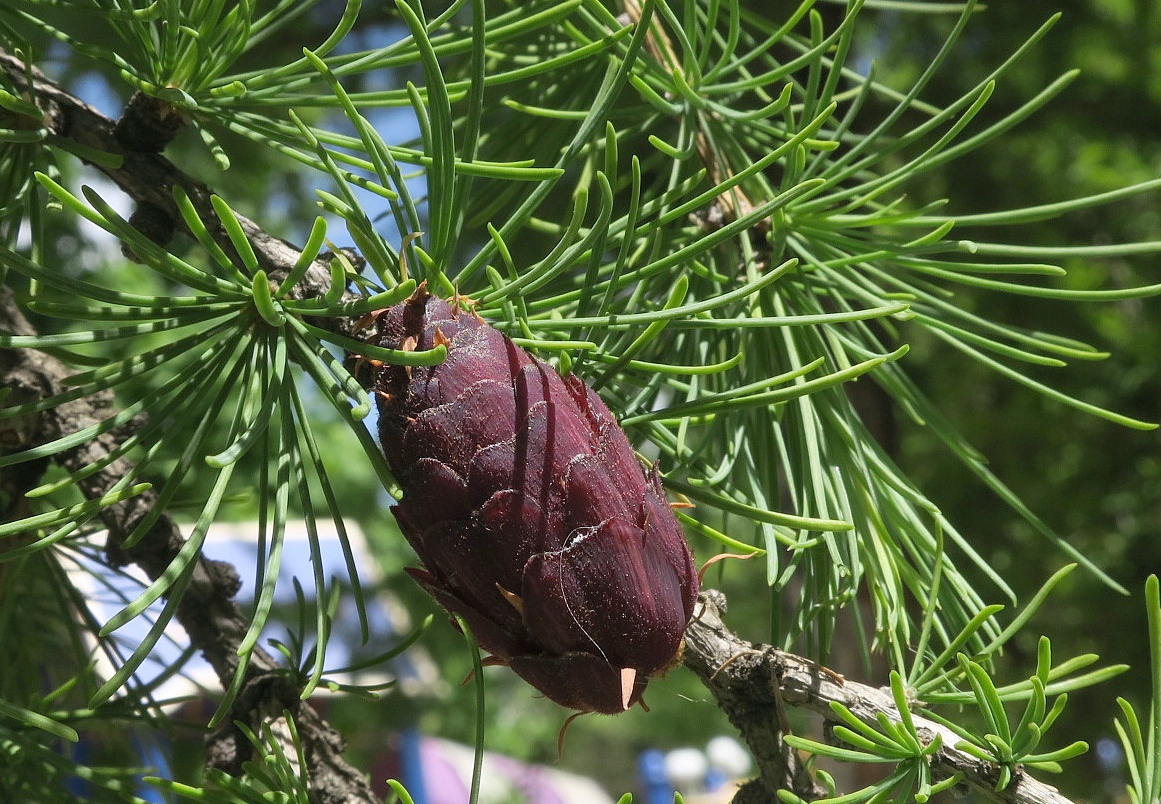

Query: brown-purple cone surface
[372,288,699,714]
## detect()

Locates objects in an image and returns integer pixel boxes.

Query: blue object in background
[63,726,169,801]
[637,748,671,804]
[704,767,727,792]
[400,726,429,804]
[132,729,170,803]
[64,736,89,798]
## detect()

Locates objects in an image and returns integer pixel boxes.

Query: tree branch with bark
[0,50,377,804]
[684,591,1082,804]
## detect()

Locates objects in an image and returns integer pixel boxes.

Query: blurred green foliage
[864,2,1161,793]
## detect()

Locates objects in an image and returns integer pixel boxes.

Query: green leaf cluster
[1114,575,1161,804]
[0,178,438,725]
[782,673,961,804]
[148,712,313,803]
[778,573,1161,801]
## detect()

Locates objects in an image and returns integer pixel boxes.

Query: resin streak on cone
[373,288,698,713]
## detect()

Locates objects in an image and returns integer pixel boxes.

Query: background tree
[0,1,1158,803]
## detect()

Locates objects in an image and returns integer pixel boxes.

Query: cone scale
[371,287,699,714]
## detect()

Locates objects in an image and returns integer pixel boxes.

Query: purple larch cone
[372,287,699,714]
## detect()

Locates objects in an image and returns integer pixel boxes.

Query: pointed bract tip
[496,583,525,615]
[620,667,637,711]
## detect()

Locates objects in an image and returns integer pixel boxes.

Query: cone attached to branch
[372,286,699,713]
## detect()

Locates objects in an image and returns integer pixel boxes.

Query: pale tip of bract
[620,667,637,711]
[495,583,525,615]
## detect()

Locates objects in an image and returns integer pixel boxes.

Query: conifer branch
[0,50,378,803]
[0,287,377,804]
[0,50,354,309]
[684,591,1079,804]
